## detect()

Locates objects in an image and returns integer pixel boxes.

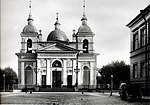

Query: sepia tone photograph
[1,0,150,104]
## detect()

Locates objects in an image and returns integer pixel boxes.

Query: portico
[35,46,77,88]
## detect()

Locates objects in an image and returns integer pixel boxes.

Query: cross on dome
[27,0,33,23]
[29,0,32,15]
[56,12,59,21]
[81,0,87,25]
[83,0,86,16]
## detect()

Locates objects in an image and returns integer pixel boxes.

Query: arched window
[27,38,32,53]
[52,60,62,67]
[83,39,88,53]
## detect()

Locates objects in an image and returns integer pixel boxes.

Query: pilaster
[33,62,36,85]
[63,59,67,86]
[21,62,25,86]
[46,59,51,86]
[73,59,76,85]
[90,62,94,86]
[78,62,81,85]
[37,59,41,85]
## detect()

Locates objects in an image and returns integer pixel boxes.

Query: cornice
[126,4,150,28]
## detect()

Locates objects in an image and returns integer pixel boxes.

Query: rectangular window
[140,62,145,77]
[133,64,138,78]
[140,27,146,47]
[133,32,139,50]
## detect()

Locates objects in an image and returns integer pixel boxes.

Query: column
[80,64,83,85]
[63,59,67,86]
[21,62,25,87]
[21,37,25,53]
[50,60,52,87]
[33,62,36,85]
[37,59,41,85]
[73,59,76,85]
[94,65,97,87]
[90,62,94,86]
[46,59,51,86]
[78,62,81,85]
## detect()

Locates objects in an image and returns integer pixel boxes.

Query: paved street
[1,92,149,105]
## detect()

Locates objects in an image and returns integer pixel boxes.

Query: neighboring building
[126,4,150,95]
[16,2,99,90]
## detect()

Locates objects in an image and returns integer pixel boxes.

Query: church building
[16,1,99,91]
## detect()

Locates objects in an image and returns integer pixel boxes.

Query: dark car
[119,83,142,100]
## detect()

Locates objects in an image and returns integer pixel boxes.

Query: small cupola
[81,14,87,25]
[27,14,34,25]
[54,12,61,30]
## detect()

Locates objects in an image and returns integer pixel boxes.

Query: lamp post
[33,61,39,87]
[3,74,5,92]
[110,74,113,96]
[73,29,80,91]
[34,61,41,92]
[140,10,149,95]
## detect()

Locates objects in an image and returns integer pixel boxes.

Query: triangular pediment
[37,43,76,51]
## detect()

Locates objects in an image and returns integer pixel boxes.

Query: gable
[38,43,76,51]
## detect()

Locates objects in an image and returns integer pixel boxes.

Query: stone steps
[39,87,74,92]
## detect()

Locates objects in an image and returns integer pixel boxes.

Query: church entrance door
[52,71,61,87]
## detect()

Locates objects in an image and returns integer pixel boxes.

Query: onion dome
[22,14,37,33]
[47,13,69,42]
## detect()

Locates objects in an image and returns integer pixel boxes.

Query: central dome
[47,29,68,42]
[47,13,69,42]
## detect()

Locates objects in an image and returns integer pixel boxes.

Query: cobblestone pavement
[1,92,150,105]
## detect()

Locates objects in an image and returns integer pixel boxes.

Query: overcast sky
[1,0,150,74]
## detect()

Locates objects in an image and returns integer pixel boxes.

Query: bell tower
[74,0,94,53]
[72,0,99,89]
[20,0,42,53]
[16,0,42,89]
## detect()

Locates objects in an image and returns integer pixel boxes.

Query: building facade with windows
[16,2,99,90]
[127,4,150,95]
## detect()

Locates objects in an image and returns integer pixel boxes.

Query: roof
[37,42,77,52]
[47,29,69,42]
[78,25,92,33]
[126,4,150,28]
[22,24,38,33]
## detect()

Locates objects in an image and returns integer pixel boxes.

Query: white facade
[16,3,99,90]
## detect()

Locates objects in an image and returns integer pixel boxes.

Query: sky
[1,0,150,74]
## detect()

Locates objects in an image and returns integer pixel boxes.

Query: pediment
[38,43,76,51]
